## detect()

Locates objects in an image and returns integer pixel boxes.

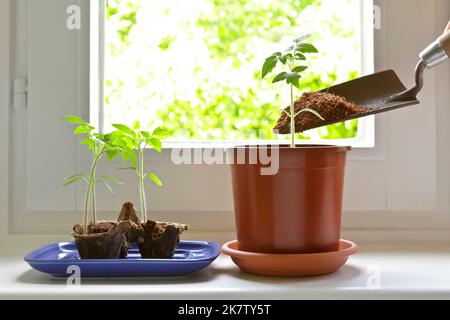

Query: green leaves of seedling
[272,72,302,88]
[111,122,165,154]
[63,173,88,186]
[295,108,325,121]
[112,124,136,138]
[148,138,162,152]
[110,120,168,222]
[64,116,170,224]
[63,115,88,125]
[265,107,325,122]
[64,115,95,136]
[277,53,289,65]
[261,34,318,88]
[113,123,132,134]
[262,52,280,79]
[292,66,308,73]
[106,149,121,161]
[272,72,288,83]
[297,43,318,53]
[264,108,292,122]
[152,127,170,138]
[286,74,300,89]
[73,125,94,135]
[102,180,115,194]
[98,175,123,185]
[63,115,123,188]
[145,172,162,186]
[294,53,306,61]
[261,34,324,145]
[97,175,124,194]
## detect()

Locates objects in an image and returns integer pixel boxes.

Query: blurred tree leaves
[105,0,360,140]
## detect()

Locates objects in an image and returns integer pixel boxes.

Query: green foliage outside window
[105,0,361,141]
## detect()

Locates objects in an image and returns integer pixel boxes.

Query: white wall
[0,0,11,238]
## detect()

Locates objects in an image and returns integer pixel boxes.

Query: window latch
[13,78,28,109]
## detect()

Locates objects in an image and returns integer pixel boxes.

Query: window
[100,0,375,145]
[3,0,448,239]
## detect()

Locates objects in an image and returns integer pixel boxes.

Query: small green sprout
[262,34,324,147]
[63,116,123,234]
[111,120,169,223]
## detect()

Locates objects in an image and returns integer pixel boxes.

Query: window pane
[104,0,362,141]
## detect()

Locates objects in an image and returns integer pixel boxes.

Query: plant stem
[83,184,90,234]
[290,84,295,148]
[83,149,101,234]
[91,149,104,225]
[289,43,298,149]
[91,179,96,225]
[139,149,147,223]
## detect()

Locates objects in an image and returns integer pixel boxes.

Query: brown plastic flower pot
[230,145,350,254]
[72,221,132,259]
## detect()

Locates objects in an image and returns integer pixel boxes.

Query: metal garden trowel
[314,27,450,129]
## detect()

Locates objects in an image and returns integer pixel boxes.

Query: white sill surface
[1,243,450,300]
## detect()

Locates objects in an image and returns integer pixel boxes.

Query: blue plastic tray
[25,241,221,278]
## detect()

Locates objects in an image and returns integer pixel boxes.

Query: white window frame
[2,0,450,244]
[0,0,11,239]
[93,0,376,150]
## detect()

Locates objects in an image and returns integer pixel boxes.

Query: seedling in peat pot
[63,115,123,233]
[111,121,166,223]
[111,121,188,259]
[63,115,130,259]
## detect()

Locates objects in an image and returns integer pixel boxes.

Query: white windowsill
[1,243,450,300]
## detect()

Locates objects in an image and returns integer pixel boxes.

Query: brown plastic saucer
[222,239,358,277]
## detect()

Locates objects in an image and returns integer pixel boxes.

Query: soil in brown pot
[72,220,132,259]
[274,91,369,133]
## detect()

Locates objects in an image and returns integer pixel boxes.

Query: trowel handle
[420,26,450,68]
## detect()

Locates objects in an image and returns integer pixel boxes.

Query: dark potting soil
[73,221,117,235]
[142,220,165,239]
[274,91,369,133]
[140,220,188,240]
[89,222,116,234]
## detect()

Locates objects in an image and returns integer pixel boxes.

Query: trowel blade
[314,70,420,128]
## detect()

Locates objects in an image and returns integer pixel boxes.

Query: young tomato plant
[112,121,168,223]
[262,34,324,148]
[64,116,123,234]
